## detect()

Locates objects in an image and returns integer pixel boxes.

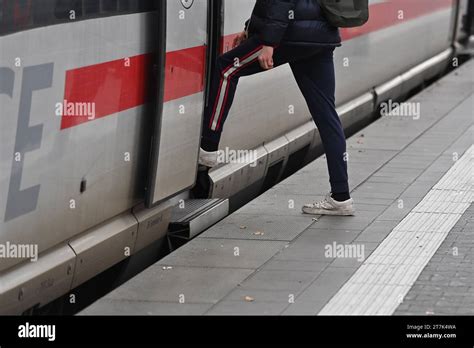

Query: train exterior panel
[1,12,158,273]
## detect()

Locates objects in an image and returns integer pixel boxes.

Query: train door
[146,0,210,207]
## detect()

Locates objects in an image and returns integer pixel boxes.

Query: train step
[168,199,229,242]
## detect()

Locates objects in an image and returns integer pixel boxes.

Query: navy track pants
[202,36,349,194]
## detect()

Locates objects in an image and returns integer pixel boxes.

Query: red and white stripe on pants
[209,45,264,131]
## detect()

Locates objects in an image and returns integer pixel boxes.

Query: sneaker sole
[301,207,355,216]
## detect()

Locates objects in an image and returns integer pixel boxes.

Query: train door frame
[146,0,168,208]
[146,0,219,208]
[191,0,224,199]
[205,0,224,108]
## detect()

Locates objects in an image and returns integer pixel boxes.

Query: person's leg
[201,37,311,152]
[202,37,266,151]
[290,48,350,198]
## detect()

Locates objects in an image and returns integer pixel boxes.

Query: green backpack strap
[318,0,369,28]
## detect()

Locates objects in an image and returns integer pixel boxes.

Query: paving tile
[296,267,357,307]
[354,203,390,213]
[373,167,424,177]
[269,184,327,196]
[354,227,393,243]
[351,189,403,200]
[236,196,322,218]
[368,175,419,184]
[201,213,315,241]
[376,204,414,221]
[161,238,287,269]
[273,242,335,262]
[80,299,212,316]
[294,229,359,245]
[236,269,319,292]
[343,208,384,220]
[309,215,374,230]
[398,183,434,198]
[261,259,330,273]
[304,227,361,240]
[223,288,299,303]
[105,266,254,304]
[205,299,289,315]
[349,135,415,151]
[350,196,394,206]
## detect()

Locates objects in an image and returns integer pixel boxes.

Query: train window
[0,1,3,26]
[102,0,119,13]
[118,0,133,12]
[0,1,32,34]
[0,0,157,36]
[83,0,100,15]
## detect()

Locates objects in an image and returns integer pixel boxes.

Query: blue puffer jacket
[245,0,341,47]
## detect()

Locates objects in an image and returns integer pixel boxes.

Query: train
[0,0,472,314]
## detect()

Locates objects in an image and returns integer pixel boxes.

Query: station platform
[80,59,473,316]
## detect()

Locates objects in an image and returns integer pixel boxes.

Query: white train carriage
[0,0,471,314]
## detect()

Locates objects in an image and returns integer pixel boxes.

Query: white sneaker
[199,148,219,168]
[302,193,355,216]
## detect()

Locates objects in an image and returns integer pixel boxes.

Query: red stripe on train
[60,54,153,130]
[340,0,453,41]
[164,45,206,102]
[60,46,206,130]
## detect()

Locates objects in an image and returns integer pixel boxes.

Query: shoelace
[310,196,332,208]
